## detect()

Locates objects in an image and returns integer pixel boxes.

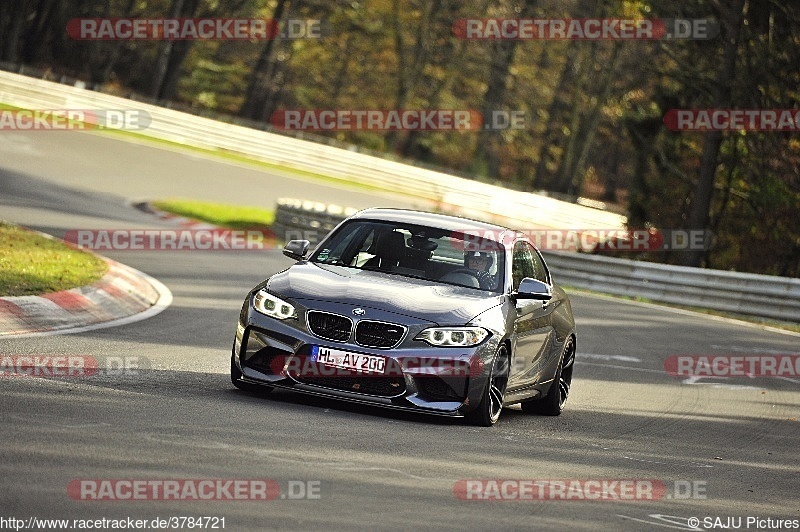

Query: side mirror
[514,278,552,301]
[283,239,310,261]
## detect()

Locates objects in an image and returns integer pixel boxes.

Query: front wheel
[521,336,574,416]
[466,346,509,426]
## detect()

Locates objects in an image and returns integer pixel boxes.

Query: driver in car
[465,250,496,290]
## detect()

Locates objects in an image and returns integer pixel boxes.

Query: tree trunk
[603,144,620,203]
[386,0,442,152]
[158,39,193,101]
[330,34,353,105]
[149,0,201,101]
[150,0,185,99]
[472,0,537,178]
[554,43,621,195]
[532,42,580,188]
[239,0,290,119]
[20,0,58,64]
[682,0,746,267]
[0,0,32,63]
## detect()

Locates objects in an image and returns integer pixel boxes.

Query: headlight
[415,326,489,347]
[253,289,297,320]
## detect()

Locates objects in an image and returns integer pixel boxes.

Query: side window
[530,246,550,284]
[314,223,372,265]
[328,227,362,263]
[512,241,536,290]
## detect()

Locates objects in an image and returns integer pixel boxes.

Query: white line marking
[617,514,697,530]
[578,353,642,363]
[680,375,765,390]
[622,456,713,468]
[710,345,799,355]
[577,362,663,374]
[681,375,726,385]
[579,362,770,389]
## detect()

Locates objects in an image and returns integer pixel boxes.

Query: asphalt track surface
[1,130,799,531]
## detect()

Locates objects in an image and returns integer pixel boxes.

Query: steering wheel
[446,267,482,281]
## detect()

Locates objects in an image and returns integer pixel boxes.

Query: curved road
[1,130,798,531]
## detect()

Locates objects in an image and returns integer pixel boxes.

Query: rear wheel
[466,346,509,426]
[521,336,574,416]
[231,352,273,394]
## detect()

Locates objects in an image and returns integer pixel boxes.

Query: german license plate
[311,346,386,374]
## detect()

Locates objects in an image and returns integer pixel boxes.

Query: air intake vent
[307,311,352,342]
[355,320,406,348]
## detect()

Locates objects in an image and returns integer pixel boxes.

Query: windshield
[310,220,506,293]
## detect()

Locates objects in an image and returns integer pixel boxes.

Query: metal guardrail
[542,252,800,323]
[273,199,800,323]
[0,70,626,233]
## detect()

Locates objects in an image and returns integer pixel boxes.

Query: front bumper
[232,300,499,417]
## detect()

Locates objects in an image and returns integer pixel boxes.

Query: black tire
[521,336,575,416]
[466,346,510,426]
[231,353,273,394]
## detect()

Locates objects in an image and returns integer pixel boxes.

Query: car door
[507,240,557,391]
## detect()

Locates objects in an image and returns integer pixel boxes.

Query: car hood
[264,262,503,324]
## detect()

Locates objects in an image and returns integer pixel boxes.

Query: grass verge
[150,199,275,230]
[0,222,108,296]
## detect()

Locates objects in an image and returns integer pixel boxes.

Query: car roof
[349,208,514,234]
